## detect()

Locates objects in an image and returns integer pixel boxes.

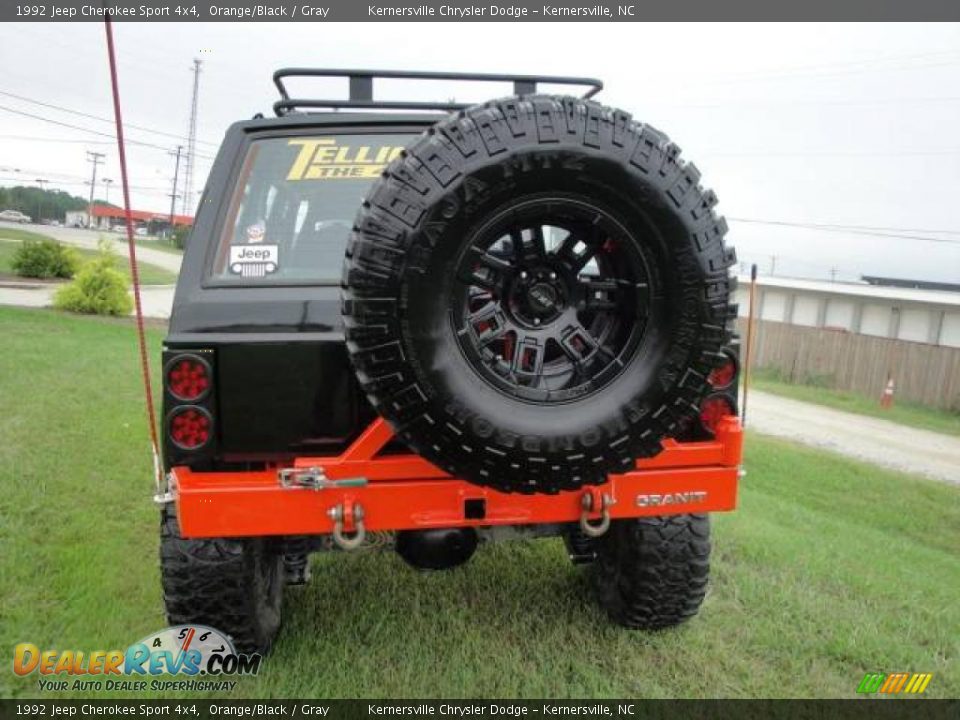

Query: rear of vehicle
[159,71,743,654]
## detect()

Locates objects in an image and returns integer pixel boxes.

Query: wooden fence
[740,319,960,411]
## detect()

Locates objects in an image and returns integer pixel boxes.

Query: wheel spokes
[460,246,513,290]
[580,278,619,311]
[556,230,601,273]
[510,333,545,378]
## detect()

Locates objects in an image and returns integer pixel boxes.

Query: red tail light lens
[168,406,212,450]
[700,394,736,435]
[166,354,211,402]
[708,351,738,390]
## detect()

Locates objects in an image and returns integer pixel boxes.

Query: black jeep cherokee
[160,70,739,654]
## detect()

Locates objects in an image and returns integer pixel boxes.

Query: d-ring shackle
[579,492,613,537]
[328,502,366,550]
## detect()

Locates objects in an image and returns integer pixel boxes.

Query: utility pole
[182,58,201,217]
[830,266,838,283]
[769,255,777,276]
[86,151,105,228]
[102,178,113,205]
[34,178,48,221]
[168,145,183,227]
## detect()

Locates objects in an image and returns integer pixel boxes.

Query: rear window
[211,133,412,284]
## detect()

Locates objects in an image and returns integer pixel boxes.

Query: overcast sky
[1,21,958,283]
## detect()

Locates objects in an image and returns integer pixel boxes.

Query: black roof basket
[272,68,603,116]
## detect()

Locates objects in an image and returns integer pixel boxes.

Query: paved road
[748,390,959,485]
[1,221,178,318]
[0,221,182,274]
[0,280,175,319]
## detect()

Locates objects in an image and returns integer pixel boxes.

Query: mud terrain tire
[343,95,735,493]
[592,514,711,629]
[160,506,283,655]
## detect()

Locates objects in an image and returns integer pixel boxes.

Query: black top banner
[2,0,960,22]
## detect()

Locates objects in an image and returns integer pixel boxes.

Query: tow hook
[153,472,177,506]
[328,502,366,550]
[578,490,614,538]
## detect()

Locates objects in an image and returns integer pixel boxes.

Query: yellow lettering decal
[287,139,406,181]
[286,138,335,180]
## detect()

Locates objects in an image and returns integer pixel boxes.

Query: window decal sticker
[286,138,405,180]
[229,244,279,279]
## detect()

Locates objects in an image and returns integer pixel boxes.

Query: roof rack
[272,68,603,116]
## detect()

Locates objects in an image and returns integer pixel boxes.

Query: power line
[681,50,960,88]
[0,135,114,144]
[0,164,175,191]
[0,104,216,160]
[702,149,960,158]
[0,89,219,148]
[728,217,960,245]
[0,174,176,195]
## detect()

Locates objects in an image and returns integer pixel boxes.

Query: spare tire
[343,95,735,494]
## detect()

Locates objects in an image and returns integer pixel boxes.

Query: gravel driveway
[747,390,959,485]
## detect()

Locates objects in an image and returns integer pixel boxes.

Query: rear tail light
[167,406,213,451]
[699,393,736,435]
[707,351,738,390]
[165,354,211,402]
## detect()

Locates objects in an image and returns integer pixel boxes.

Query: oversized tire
[592,514,710,629]
[343,95,735,493]
[159,506,283,655]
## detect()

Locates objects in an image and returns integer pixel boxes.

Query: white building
[735,276,960,349]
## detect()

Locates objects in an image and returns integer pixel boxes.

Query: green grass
[1,306,957,699]
[127,235,183,256]
[0,226,59,243]
[0,238,177,286]
[750,368,960,437]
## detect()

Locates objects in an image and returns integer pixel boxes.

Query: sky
[0,21,958,283]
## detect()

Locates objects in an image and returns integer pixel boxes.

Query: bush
[11,238,79,279]
[171,225,190,250]
[54,243,132,316]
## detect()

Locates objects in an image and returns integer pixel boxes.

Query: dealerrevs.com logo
[13,625,261,693]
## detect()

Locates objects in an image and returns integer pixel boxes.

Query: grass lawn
[0,238,177,286]
[123,234,183,256]
[1,306,957,699]
[0,226,183,256]
[750,368,960,438]
[0,226,56,243]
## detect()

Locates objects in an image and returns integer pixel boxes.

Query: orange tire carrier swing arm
[173,417,743,541]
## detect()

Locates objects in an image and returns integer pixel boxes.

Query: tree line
[0,185,113,222]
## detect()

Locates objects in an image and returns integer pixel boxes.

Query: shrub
[171,225,190,250]
[54,243,133,316]
[11,238,79,279]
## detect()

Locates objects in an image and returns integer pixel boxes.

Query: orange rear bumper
[173,417,742,539]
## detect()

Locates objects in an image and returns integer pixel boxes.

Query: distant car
[0,210,31,224]
[134,227,148,237]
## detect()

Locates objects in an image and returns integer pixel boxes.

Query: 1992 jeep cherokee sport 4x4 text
[159,70,741,654]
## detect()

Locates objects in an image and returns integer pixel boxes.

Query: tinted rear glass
[211,133,411,283]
